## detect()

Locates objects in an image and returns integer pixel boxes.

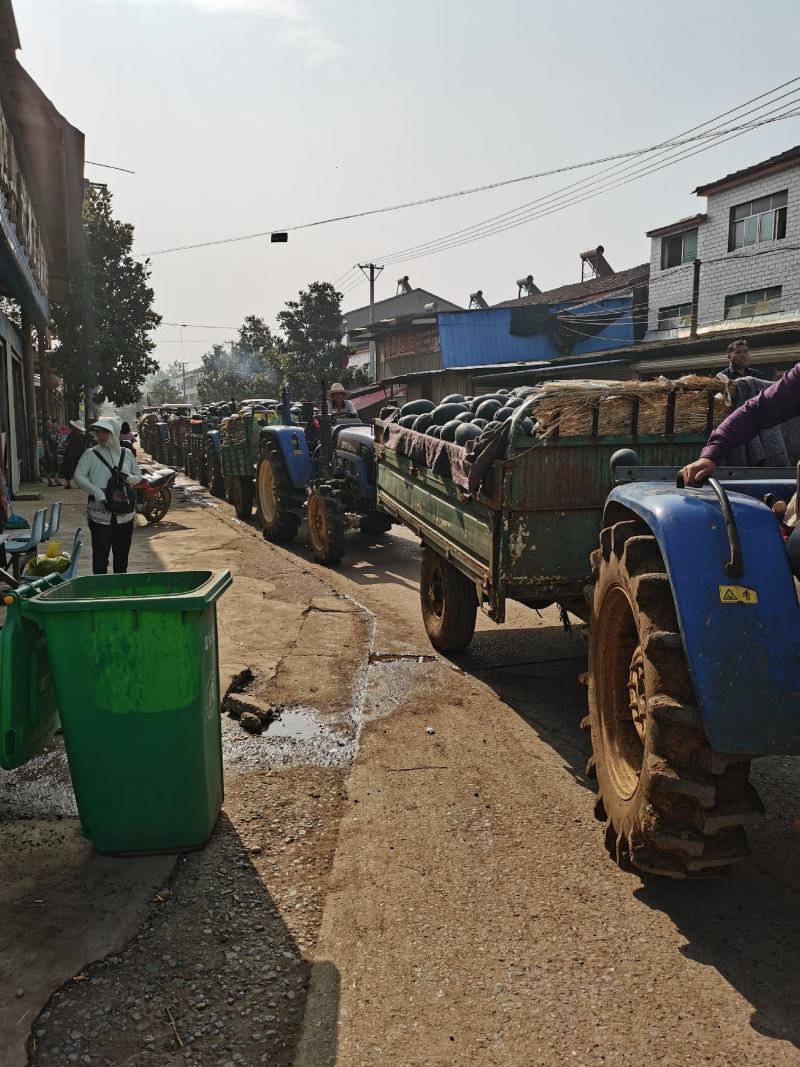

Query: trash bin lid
[22,569,232,614]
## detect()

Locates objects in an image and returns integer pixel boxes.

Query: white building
[645,146,800,342]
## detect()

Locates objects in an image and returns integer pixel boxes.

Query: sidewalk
[0,473,373,1067]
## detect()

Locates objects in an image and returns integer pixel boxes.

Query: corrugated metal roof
[491,263,649,309]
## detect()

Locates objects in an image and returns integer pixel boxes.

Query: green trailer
[220,408,277,520]
[375,418,707,641]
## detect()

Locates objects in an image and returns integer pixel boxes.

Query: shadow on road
[636,869,800,1049]
[449,622,592,788]
[28,812,341,1066]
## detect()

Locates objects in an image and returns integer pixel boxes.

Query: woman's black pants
[89,517,134,574]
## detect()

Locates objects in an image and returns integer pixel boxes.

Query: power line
[159,321,240,330]
[85,160,136,174]
[372,95,800,265]
[138,76,800,258]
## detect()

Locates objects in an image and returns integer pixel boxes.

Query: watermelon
[475,399,502,420]
[440,393,466,405]
[455,423,482,446]
[439,419,462,442]
[400,399,435,418]
[430,402,470,426]
[495,407,515,421]
[399,415,418,429]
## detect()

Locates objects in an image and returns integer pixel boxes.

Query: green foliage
[196,316,278,404]
[50,185,161,408]
[273,281,351,401]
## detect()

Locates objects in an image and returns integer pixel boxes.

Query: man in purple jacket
[680,363,797,485]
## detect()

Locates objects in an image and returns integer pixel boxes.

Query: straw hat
[328,382,348,397]
[69,419,85,432]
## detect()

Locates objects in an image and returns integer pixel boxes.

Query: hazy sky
[17,0,800,370]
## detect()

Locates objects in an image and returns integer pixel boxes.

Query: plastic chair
[6,508,47,579]
[42,500,62,541]
[61,528,83,581]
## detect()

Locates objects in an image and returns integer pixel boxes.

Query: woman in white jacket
[74,417,144,574]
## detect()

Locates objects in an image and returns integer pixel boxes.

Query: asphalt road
[278,518,800,1067]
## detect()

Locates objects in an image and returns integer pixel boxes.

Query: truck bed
[376,426,709,620]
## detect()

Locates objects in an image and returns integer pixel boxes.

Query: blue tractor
[254,389,393,565]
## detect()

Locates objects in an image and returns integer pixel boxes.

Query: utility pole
[358,262,383,380]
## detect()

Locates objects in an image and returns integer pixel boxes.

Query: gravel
[28,768,345,1067]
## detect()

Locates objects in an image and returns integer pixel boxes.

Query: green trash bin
[18,569,232,854]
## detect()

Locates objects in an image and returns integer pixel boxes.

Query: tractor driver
[680,361,798,486]
[327,383,358,420]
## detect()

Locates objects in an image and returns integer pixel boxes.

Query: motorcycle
[136,466,177,524]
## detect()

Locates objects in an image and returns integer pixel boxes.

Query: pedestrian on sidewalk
[119,420,137,455]
[74,417,144,574]
[60,420,86,489]
[41,418,61,487]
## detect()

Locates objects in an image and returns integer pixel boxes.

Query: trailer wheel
[256,443,302,543]
[207,447,225,499]
[307,483,346,566]
[419,546,478,653]
[587,519,762,879]
[226,475,254,520]
[197,448,209,488]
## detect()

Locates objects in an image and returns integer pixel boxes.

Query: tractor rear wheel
[307,483,346,566]
[419,546,478,653]
[256,443,302,543]
[587,519,762,878]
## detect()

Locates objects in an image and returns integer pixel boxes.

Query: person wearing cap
[680,362,800,486]
[327,383,357,420]
[718,339,768,381]
[73,417,144,574]
[60,420,87,489]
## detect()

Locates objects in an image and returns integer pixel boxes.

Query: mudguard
[206,429,221,456]
[607,481,800,756]
[260,426,314,489]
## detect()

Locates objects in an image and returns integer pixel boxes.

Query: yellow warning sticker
[719,585,758,605]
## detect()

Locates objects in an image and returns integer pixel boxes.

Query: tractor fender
[606,482,800,756]
[259,426,314,489]
[206,429,221,456]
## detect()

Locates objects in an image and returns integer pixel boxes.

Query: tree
[142,361,184,405]
[274,281,351,400]
[196,316,278,404]
[50,184,161,414]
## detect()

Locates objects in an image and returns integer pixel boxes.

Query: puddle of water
[265,707,322,740]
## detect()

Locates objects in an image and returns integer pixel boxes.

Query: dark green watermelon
[400,399,435,418]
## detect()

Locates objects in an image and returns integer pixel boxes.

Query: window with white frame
[729,191,787,251]
[657,303,693,330]
[661,229,698,269]
[724,286,782,319]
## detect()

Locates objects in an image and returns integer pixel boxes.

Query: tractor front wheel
[307,483,346,566]
[587,519,762,878]
[256,444,302,543]
[419,546,477,652]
